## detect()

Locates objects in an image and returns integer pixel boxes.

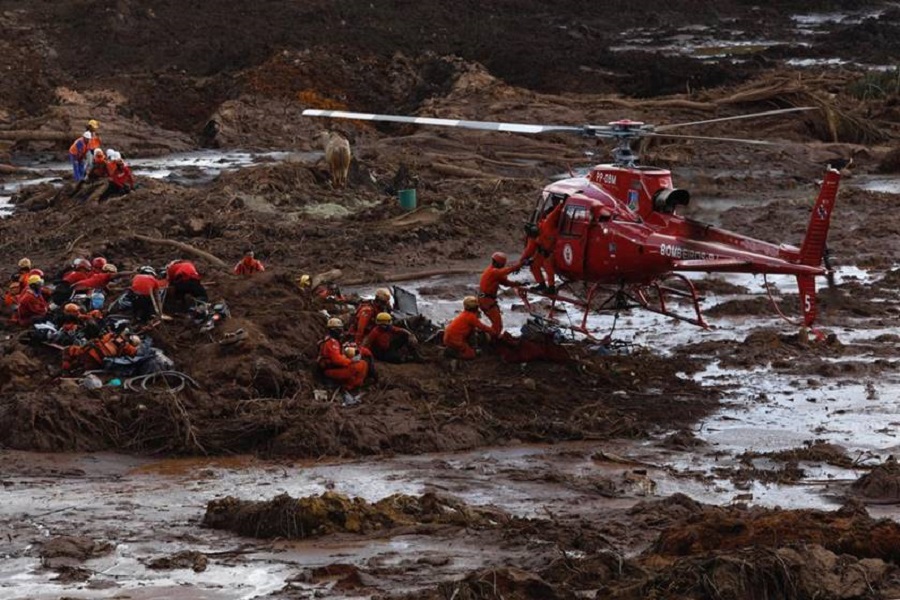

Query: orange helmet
[64,303,81,316]
[491,252,507,267]
[91,257,107,271]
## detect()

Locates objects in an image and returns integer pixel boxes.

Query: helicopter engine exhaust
[653,188,690,213]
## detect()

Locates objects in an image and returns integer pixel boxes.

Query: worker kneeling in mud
[318,317,368,406]
[443,296,494,360]
[362,312,422,363]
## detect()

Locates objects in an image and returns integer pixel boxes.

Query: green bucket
[398,188,417,211]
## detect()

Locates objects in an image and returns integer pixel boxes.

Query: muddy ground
[2,0,900,598]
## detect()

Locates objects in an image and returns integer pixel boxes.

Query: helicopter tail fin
[798,169,840,268]
[795,169,840,327]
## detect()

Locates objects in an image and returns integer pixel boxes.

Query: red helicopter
[303,107,838,335]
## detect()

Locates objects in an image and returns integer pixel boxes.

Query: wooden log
[430,162,494,179]
[0,164,26,174]
[341,267,479,286]
[131,234,228,268]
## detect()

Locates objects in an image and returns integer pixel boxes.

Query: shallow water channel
[2,265,899,599]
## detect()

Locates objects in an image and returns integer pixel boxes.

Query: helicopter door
[556,202,591,277]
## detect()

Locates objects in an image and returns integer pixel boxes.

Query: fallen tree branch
[131,234,227,268]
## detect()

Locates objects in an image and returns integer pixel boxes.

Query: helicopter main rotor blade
[654,106,819,132]
[302,109,594,135]
[644,132,777,146]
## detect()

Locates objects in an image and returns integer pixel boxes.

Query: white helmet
[83,131,92,139]
[107,149,121,161]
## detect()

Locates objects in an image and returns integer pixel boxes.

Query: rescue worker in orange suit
[85,149,108,183]
[16,274,49,326]
[233,249,265,276]
[443,296,494,359]
[351,287,392,345]
[130,266,167,323]
[60,258,93,285]
[362,312,422,363]
[6,258,33,311]
[318,317,368,406]
[478,251,521,335]
[519,201,564,295]
[68,131,92,182]
[165,259,207,305]
[91,256,109,274]
[57,303,103,341]
[86,120,102,152]
[73,263,118,293]
[105,150,135,195]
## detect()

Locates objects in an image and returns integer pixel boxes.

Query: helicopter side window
[559,205,589,236]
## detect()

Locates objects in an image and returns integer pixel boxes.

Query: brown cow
[315,130,351,188]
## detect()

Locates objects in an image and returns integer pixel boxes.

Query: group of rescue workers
[68,119,136,199]
[4,248,268,374]
[12,120,568,407]
[315,197,565,406]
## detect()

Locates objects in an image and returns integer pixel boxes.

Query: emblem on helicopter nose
[563,243,574,265]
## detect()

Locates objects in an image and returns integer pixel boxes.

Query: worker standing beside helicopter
[478,252,520,335]
[520,201,564,295]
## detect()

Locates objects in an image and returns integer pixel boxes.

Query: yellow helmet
[27,274,43,286]
[298,274,311,288]
[326,317,344,329]
[87,119,100,130]
[375,312,392,325]
[102,263,118,273]
[463,296,479,310]
[18,258,31,269]
[343,344,357,358]
[375,288,391,303]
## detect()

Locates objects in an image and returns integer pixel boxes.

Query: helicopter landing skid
[515,274,709,337]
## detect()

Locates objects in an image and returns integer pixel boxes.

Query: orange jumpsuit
[318,336,368,391]
[16,289,48,326]
[478,263,518,335]
[443,310,493,359]
[535,203,564,288]
[351,300,389,345]
[233,257,265,275]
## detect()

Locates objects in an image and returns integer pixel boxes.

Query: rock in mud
[850,456,900,503]
[39,535,114,568]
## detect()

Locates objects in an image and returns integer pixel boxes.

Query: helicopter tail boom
[799,169,840,267]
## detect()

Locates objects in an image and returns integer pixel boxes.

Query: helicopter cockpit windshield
[529,192,567,226]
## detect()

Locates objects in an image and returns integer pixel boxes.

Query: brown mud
[2,0,900,598]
